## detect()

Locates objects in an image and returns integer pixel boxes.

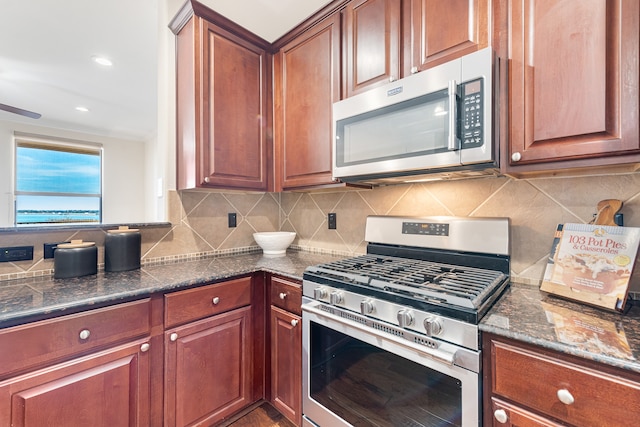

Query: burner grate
[310,254,507,309]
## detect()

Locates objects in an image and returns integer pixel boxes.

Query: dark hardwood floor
[222,402,296,427]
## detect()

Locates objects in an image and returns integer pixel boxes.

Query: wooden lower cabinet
[483,333,640,427]
[0,338,151,427]
[164,306,253,427]
[490,397,565,427]
[268,275,302,426]
[270,306,301,426]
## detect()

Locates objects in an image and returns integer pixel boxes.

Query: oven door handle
[303,303,458,367]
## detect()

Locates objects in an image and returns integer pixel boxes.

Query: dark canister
[105,226,141,272]
[54,240,98,279]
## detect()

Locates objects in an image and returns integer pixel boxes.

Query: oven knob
[360,299,375,314]
[314,287,328,300]
[329,291,344,305]
[423,316,443,336]
[397,309,414,328]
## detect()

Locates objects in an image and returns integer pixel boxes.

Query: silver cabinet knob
[410,66,418,74]
[511,152,522,162]
[79,329,91,340]
[170,333,178,342]
[389,76,396,82]
[279,292,287,300]
[212,297,220,305]
[557,388,575,405]
[291,319,299,327]
[203,176,210,183]
[493,409,508,423]
[397,309,414,328]
[140,343,150,352]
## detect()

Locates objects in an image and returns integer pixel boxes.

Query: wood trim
[171,0,272,50]
[271,0,351,49]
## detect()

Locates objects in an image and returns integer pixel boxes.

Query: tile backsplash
[1,172,639,285]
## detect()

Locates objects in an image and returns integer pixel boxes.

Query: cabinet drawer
[0,298,151,378]
[491,340,640,426]
[270,276,301,315]
[164,276,252,328]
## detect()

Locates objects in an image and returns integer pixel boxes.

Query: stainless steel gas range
[301,215,510,427]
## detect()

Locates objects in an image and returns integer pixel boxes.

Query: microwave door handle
[447,80,460,151]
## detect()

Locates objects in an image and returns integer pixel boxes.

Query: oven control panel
[402,221,449,236]
[303,281,481,351]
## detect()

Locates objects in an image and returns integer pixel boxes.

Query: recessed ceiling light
[75,106,90,112]
[91,55,113,67]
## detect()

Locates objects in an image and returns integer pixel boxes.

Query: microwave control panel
[459,78,484,148]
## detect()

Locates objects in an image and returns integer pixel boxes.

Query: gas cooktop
[303,215,511,325]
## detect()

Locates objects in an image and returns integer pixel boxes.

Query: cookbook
[541,223,640,312]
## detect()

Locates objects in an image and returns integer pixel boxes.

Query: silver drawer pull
[170,333,178,342]
[279,292,287,300]
[557,388,575,405]
[79,329,91,340]
[140,343,150,352]
[212,297,220,305]
[291,319,299,327]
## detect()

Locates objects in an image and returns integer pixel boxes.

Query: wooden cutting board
[591,199,623,226]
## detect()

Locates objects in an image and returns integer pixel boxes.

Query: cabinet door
[176,17,269,191]
[406,0,489,73]
[274,14,341,191]
[165,306,252,427]
[270,306,301,426]
[344,0,401,96]
[506,0,640,170]
[0,339,151,427]
[490,398,565,427]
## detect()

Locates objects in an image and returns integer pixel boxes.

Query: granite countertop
[481,282,640,374]
[3,251,640,375]
[0,250,345,329]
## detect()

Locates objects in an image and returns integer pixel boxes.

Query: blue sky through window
[16,146,100,194]
[15,143,102,225]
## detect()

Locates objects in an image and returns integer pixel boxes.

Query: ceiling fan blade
[0,102,41,119]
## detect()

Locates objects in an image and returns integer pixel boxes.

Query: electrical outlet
[0,246,34,262]
[44,242,70,259]
[228,212,237,228]
[328,213,337,229]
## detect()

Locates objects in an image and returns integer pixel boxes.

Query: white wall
[0,1,186,228]
[0,120,148,227]
[161,0,183,193]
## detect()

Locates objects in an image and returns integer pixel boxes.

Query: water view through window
[15,141,102,225]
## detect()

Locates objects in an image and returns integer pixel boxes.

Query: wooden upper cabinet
[274,14,342,191]
[506,0,640,173]
[405,0,490,74]
[344,0,401,96]
[172,2,271,191]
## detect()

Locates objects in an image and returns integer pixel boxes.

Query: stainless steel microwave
[332,48,498,184]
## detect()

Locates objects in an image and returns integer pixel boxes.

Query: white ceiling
[0,0,332,142]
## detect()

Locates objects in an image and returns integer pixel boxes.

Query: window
[15,137,102,226]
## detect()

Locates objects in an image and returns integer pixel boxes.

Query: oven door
[302,300,480,427]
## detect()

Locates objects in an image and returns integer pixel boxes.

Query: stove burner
[309,254,507,309]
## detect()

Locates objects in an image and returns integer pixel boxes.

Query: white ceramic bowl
[253,231,296,255]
